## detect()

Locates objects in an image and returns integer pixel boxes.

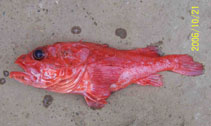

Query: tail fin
[172,55,204,76]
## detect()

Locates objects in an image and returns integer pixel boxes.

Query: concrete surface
[0,0,210,126]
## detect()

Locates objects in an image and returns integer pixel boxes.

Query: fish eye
[33,49,45,60]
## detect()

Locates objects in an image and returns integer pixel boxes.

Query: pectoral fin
[84,93,107,109]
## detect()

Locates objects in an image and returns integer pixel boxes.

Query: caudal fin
[172,55,204,76]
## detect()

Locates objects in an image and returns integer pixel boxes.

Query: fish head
[10,42,90,91]
[10,43,68,89]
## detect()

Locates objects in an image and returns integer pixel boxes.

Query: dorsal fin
[128,46,164,57]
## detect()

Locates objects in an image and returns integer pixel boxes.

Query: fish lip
[9,71,33,85]
[15,59,27,72]
[10,71,30,78]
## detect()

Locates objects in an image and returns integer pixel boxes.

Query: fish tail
[171,55,204,76]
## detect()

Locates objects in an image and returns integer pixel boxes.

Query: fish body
[10,42,204,108]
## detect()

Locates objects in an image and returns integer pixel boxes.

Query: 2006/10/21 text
[191,6,199,51]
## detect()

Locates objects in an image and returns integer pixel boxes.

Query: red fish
[10,42,204,108]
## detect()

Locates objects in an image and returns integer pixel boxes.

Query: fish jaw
[10,71,36,85]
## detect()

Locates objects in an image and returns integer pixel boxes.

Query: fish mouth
[10,58,36,85]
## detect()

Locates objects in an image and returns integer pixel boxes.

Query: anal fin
[135,74,163,87]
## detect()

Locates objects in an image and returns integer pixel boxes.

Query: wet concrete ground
[0,0,210,126]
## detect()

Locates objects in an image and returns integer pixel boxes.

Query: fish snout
[15,54,27,63]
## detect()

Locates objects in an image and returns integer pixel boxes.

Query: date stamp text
[191,6,199,51]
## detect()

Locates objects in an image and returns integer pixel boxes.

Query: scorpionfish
[10,42,204,108]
